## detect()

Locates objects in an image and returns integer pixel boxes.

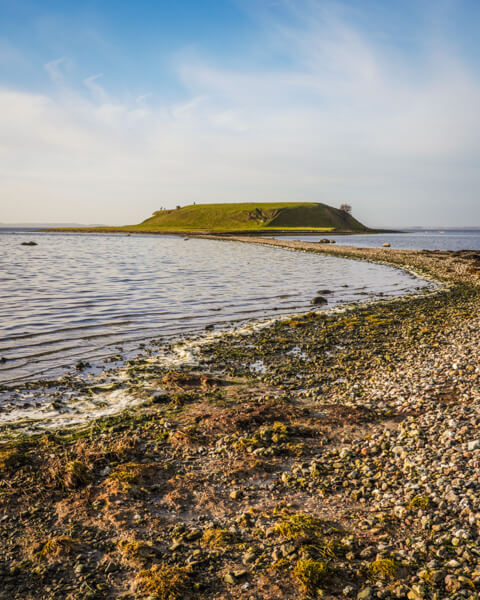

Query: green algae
[136,564,192,600]
[293,558,330,596]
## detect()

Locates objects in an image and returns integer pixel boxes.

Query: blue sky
[1,0,480,226]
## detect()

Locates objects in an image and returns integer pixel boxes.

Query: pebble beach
[2,239,480,600]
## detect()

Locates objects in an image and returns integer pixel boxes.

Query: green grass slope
[132,202,368,232]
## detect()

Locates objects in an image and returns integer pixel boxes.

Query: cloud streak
[2,1,480,226]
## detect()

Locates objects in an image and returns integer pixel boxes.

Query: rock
[445,490,459,503]
[407,584,425,599]
[467,439,480,451]
[224,572,236,585]
[311,296,328,306]
[383,242,391,247]
[392,446,407,458]
[21,241,37,246]
[444,575,461,593]
[233,569,248,578]
[359,546,376,558]
[75,360,91,370]
[357,587,372,600]
[243,548,257,564]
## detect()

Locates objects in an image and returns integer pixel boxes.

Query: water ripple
[0,230,433,384]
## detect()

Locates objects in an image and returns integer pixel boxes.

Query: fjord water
[0,231,432,385]
[277,229,480,250]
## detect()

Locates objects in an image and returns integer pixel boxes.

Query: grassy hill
[131,202,368,233]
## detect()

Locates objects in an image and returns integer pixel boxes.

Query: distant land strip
[42,201,398,235]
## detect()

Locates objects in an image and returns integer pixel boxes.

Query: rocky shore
[1,241,480,600]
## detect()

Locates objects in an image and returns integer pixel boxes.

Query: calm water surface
[0,230,433,385]
[276,229,480,250]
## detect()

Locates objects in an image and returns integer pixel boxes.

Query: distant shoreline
[40,226,399,236]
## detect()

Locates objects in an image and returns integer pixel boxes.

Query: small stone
[407,585,425,600]
[392,446,407,458]
[224,572,236,585]
[467,439,480,451]
[359,546,376,559]
[243,547,257,564]
[445,490,459,503]
[445,575,461,593]
[233,569,248,578]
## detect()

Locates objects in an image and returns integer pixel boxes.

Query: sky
[1,0,480,227]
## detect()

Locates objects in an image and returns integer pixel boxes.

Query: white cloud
[170,95,206,121]
[2,3,480,226]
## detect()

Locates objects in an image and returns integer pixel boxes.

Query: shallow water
[0,230,433,386]
[275,229,480,251]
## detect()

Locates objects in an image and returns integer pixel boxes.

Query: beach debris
[21,241,37,246]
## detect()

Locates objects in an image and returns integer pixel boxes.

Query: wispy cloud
[2,1,480,225]
[83,73,109,103]
[44,57,71,84]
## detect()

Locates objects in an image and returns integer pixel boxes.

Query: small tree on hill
[340,203,352,214]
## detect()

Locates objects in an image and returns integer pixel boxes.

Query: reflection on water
[0,230,433,384]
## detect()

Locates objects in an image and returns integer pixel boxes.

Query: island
[45,201,385,235]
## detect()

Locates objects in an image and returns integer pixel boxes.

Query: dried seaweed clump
[202,528,233,548]
[136,564,192,600]
[0,446,27,471]
[117,539,161,564]
[38,536,81,560]
[293,558,330,596]
[63,460,91,489]
[368,558,399,580]
[274,513,326,540]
